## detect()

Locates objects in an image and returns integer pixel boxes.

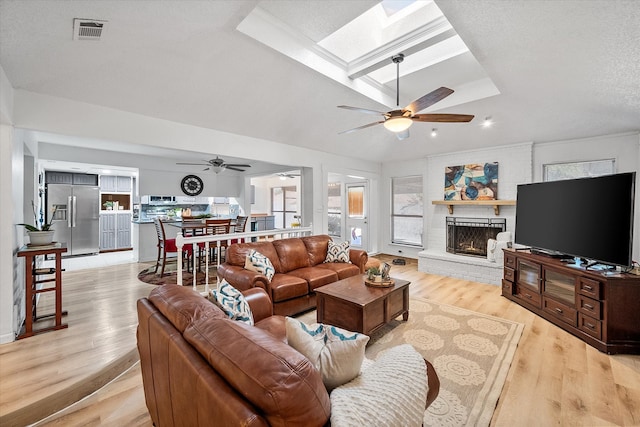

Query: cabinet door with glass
[542,267,576,306]
[517,259,541,292]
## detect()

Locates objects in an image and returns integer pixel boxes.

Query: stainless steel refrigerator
[47,184,100,256]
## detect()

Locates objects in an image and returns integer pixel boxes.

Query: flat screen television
[515,172,636,267]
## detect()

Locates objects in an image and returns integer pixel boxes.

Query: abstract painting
[444,163,498,200]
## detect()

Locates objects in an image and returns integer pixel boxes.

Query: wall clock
[180,175,204,196]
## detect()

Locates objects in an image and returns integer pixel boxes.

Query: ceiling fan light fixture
[212,165,225,174]
[384,116,413,133]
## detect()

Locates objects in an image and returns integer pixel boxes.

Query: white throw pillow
[324,240,351,263]
[285,317,369,390]
[210,280,254,325]
[330,344,428,427]
[244,249,276,282]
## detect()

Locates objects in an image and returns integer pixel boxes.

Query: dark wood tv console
[502,249,640,354]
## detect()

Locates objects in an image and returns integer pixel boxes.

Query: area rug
[137,264,218,286]
[298,297,523,427]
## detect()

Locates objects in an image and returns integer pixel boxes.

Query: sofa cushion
[330,344,428,427]
[254,315,287,342]
[287,267,338,291]
[301,235,331,266]
[285,317,369,391]
[210,280,254,325]
[324,240,351,263]
[316,262,361,280]
[270,273,309,302]
[148,284,225,333]
[226,241,282,272]
[273,238,311,273]
[244,249,276,282]
[184,316,331,427]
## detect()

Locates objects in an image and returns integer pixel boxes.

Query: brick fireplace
[446,217,506,257]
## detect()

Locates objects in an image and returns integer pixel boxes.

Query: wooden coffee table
[315,275,410,335]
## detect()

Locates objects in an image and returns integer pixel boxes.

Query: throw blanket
[330,344,428,426]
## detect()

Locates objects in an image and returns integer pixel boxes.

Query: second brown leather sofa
[218,234,368,316]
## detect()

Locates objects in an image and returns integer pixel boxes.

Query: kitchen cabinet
[252,215,275,231]
[100,175,132,193]
[100,214,116,250]
[100,212,132,250]
[46,171,98,186]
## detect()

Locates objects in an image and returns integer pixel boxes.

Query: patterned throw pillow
[244,249,276,282]
[324,240,351,263]
[210,280,254,325]
[285,317,369,390]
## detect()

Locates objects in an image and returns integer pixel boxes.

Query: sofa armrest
[349,249,368,273]
[217,263,269,292]
[424,359,440,409]
[242,287,274,322]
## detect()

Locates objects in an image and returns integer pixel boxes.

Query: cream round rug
[298,297,523,427]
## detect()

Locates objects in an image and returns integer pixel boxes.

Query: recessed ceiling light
[431,128,438,137]
[482,116,493,128]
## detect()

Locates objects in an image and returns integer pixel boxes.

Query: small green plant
[103,201,114,209]
[367,266,381,280]
[18,201,56,231]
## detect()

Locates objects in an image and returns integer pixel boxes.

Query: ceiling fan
[276,172,300,179]
[176,156,251,173]
[338,53,475,140]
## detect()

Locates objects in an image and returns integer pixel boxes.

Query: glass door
[271,186,298,228]
[345,183,368,250]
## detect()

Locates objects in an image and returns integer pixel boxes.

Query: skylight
[237,1,498,110]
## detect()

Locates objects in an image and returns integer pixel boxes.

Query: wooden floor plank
[2,254,639,426]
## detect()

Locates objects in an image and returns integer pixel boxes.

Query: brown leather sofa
[218,235,368,316]
[137,284,440,427]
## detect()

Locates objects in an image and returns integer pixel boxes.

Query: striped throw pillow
[285,317,369,390]
[210,280,254,325]
[244,249,276,282]
[324,240,351,263]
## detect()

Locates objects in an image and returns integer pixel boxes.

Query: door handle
[72,196,77,227]
[68,196,73,227]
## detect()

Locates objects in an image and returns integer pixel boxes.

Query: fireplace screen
[446,217,506,257]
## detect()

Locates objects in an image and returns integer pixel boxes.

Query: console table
[17,243,68,339]
[502,248,640,354]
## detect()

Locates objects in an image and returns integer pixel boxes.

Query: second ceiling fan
[176,156,251,173]
[338,53,474,140]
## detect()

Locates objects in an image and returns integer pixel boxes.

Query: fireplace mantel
[432,200,516,215]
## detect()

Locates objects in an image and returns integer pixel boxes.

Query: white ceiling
[1,0,639,165]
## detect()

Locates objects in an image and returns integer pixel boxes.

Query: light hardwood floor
[2,256,639,426]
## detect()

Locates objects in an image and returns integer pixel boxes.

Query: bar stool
[205,219,231,264]
[153,218,194,277]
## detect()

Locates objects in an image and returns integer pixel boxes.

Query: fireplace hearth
[446,217,506,257]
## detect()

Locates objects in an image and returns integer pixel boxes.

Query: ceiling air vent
[73,19,107,41]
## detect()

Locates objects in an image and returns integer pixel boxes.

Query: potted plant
[367,266,382,282]
[18,201,56,246]
[103,201,114,210]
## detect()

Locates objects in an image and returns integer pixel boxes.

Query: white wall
[0,63,18,343]
[381,132,639,264]
[534,132,640,262]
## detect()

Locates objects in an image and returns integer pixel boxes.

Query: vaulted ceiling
[1,0,639,164]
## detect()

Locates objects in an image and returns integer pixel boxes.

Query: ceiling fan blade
[176,162,209,165]
[338,105,387,115]
[412,113,475,123]
[405,87,454,114]
[225,163,251,168]
[203,167,210,171]
[225,166,246,172]
[396,129,410,140]
[338,121,384,135]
